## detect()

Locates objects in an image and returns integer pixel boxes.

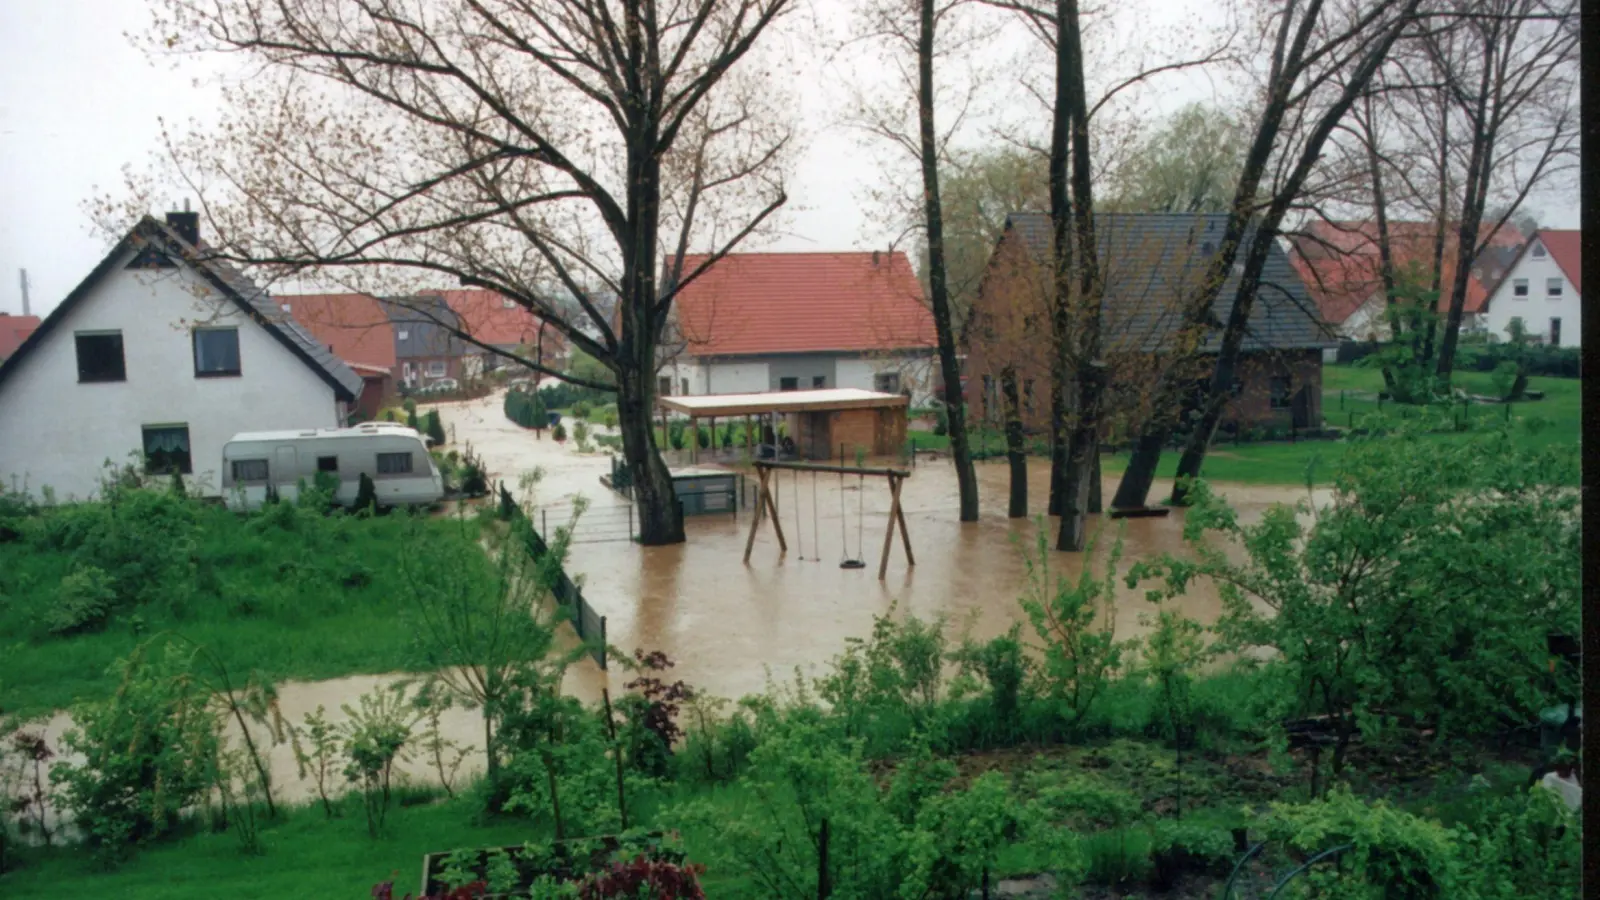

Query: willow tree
[133,0,797,544]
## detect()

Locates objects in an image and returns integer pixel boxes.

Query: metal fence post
[628,503,634,541]
[598,616,608,670]
[542,508,548,536]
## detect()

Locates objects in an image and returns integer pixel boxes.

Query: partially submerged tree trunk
[918,0,980,523]
[1002,367,1027,517]
[1047,378,1067,516]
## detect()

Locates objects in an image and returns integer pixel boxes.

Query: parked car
[222,423,444,511]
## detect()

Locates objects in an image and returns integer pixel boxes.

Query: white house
[1480,230,1582,348]
[657,251,940,407]
[0,212,363,501]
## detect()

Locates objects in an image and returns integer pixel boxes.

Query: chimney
[18,269,29,316]
[872,250,880,266]
[166,203,200,246]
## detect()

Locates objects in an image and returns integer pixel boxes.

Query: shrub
[426,411,447,445]
[1260,788,1464,895]
[458,446,490,498]
[340,683,419,838]
[407,406,421,431]
[355,472,379,513]
[572,420,591,452]
[571,400,593,420]
[51,642,220,859]
[620,650,690,779]
[552,422,567,442]
[45,566,117,636]
[1019,523,1125,734]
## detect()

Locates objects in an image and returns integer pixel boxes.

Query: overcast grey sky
[0,0,1576,318]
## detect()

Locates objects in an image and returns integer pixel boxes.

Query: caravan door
[273,445,300,503]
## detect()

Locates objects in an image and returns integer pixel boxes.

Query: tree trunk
[1086,449,1102,515]
[1048,377,1067,516]
[1001,367,1026,517]
[1111,428,1166,510]
[918,0,979,523]
[618,372,684,544]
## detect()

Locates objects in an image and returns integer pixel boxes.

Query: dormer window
[1532,242,1547,259]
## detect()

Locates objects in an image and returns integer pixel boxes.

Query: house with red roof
[0,313,41,362]
[661,251,938,404]
[1480,229,1581,348]
[434,289,567,372]
[1289,220,1524,343]
[280,292,399,419]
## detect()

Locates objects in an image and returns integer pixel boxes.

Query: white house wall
[1481,244,1581,348]
[837,355,937,406]
[0,256,343,501]
[701,361,769,395]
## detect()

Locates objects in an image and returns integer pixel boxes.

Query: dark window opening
[1549,318,1562,346]
[317,455,339,473]
[1269,376,1293,409]
[75,332,126,383]
[658,376,672,396]
[143,425,192,475]
[812,375,826,388]
[377,452,414,475]
[232,459,269,482]
[681,378,690,395]
[779,377,799,391]
[874,372,902,394]
[193,328,242,376]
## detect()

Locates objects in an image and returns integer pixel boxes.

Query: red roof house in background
[1480,229,1583,348]
[1290,220,1524,341]
[433,289,567,370]
[0,314,40,362]
[661,251,939,401]
[281,293,398,419]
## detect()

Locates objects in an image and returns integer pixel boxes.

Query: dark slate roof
[0,216,362,401]
[1003,212,1336,352]
[381,295,471,359]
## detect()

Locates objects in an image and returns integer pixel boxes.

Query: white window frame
[1546,278,1563,299]
[397,329,410,341]
[1512,278,1529,299]
[426,360,448,378]
[874,372,902,394]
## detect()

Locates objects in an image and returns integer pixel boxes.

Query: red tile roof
[434,289,557,348]
[0,314,40,359]
[1533,230,1581,293]
[280,293,397,370]
[1290,220,1524,324]
[669,251,936,356]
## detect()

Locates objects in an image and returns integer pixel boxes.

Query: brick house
[964,212,1335,437]
[282,292,398,419]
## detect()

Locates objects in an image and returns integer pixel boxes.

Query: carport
[656,388,910,463]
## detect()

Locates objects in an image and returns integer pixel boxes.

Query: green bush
[52,641,221,859]
[504,389,550,430]
[46,565,118,636]
[426,411,447,445]
[354,472,378,513]
[552,422,567,442]
[571,400,593,420]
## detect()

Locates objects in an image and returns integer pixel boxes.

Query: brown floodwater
[12,393,1326,820]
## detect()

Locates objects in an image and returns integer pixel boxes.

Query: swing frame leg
[742,465,786,563]
[879,474,912,579]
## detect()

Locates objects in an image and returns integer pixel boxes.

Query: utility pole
[18,269,29,316]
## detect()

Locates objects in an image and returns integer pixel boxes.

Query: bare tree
[123,0,799,545]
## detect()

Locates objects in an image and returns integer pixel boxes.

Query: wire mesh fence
[498,483,607,670]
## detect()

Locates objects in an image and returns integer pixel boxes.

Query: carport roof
[657,388,909,418]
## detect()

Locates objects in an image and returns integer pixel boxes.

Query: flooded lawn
[436,391,1327,703]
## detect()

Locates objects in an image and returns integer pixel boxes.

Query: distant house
[1480,229,1581,348]
[435,289,568,372]
[383,295,475,389]
[0,313,40,362]
[965,212,1335,434]
[1289,220,1524,343]
[660,251,939,404]
[0,211,362,500]
[282,293,399,419]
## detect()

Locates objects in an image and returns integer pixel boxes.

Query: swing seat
[839,559,867,570]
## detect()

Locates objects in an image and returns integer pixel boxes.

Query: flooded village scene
[0,0,1583,897]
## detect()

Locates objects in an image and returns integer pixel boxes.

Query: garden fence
[497,483,608,670]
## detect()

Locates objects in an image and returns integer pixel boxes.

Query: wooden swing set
[742,460,915,580]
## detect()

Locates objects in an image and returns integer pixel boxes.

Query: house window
[812,375,826,388]
[193,327,241,376]
[425,360,447,378]
[317,455,339,473]
[397,329,410,341]
[1269,377,1292,409]
[232,459,269,483]
[1532,242,1546,258]
[142,425,192,475]
[1550,318,1562,347]
[874,372,902,394]
[658,376,672,396]
[1546,278,1563,299]
[779,377,799,391]
[377,452,414,475]
[681,378,689,395]
[75,331,126,383]
[1513,278,1528,298]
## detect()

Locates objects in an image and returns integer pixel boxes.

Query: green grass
[910,365,1579,486]
[0,494,494,716]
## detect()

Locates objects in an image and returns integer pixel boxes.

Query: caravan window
[317,456,338,473]
[377,452,414,475]
[233,459,269,482]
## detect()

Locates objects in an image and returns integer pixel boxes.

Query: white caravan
[222,423,444,511]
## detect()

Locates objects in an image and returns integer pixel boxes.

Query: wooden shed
[657,388,910,463]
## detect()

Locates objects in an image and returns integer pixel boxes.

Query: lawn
[912,364,1580,486]
[0,490,494,716]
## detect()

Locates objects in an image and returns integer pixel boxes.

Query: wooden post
[879,473,911,580]
[742,465,787,563]
[894,475,915,568]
